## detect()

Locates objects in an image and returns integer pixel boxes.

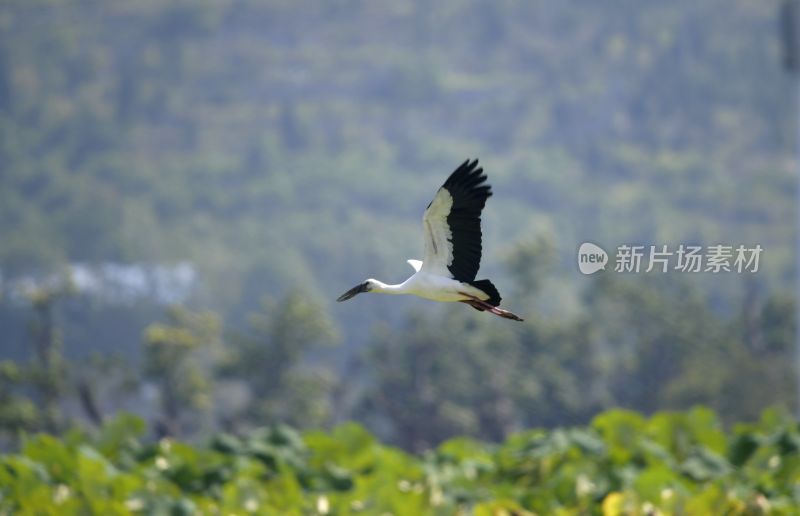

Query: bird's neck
[371,279,407,294]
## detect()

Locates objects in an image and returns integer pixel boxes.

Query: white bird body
[337,159,523,321]
[365,266,489,303]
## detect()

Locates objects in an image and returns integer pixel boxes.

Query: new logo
[578,242,608,275]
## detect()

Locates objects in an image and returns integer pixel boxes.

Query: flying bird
[337,159,523,321]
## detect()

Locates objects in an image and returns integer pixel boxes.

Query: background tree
[143,306,223,438]
[0,361,38,448]
[222,291,338,430]
[23,279,77,433]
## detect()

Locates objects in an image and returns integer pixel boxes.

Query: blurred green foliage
[0,3,798,507]
[0,240,794,460]
[2,408,800,515]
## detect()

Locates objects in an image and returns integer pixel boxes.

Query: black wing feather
[441,159,492,281]
[468,279,502,306]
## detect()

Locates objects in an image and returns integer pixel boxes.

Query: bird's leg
[460,299,486,311]
[458,292,524,322]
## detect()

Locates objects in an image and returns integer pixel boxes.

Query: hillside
[0,0,797,457]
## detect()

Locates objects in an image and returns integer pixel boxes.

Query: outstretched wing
[421,159,492,281]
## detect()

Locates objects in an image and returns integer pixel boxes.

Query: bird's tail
[468,279,502,307]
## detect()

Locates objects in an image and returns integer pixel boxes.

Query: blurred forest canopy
[0,0,798,453]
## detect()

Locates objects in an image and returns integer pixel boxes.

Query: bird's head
[336,279,376,302]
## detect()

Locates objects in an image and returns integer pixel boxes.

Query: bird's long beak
[337,282,368,302]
